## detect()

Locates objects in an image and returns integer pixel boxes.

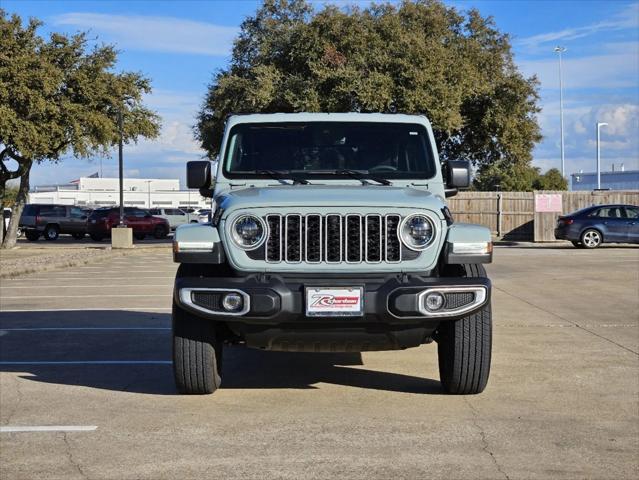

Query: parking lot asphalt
[1,245,638,479]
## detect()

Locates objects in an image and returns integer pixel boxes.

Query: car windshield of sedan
[223,122,436,180]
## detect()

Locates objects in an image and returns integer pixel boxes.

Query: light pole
[596,122,608,190]
[118,108,124,226]
[554,46,567,178]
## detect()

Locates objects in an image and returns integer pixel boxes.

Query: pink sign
[535,194,563,212]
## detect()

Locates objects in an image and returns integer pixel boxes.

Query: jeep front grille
[265,214,402,264]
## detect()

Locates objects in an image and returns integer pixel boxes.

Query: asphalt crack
[464,398,510,480]
[62,432,89,480]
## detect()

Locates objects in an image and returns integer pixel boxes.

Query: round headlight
[400,214,435,250]
[231,215,267,250]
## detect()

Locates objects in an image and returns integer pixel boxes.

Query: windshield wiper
[336,169,392,186]
[258,170,310,185]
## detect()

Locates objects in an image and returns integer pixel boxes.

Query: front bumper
[174,273,491,326]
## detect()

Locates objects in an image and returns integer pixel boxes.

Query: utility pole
[554,46,567,178]
[596,122,608,190]
[118,108,124,226]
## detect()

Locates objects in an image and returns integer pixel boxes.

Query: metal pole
[118,109,124,226]
[555,46,566,178]
[147,181,151,208]
[596,122,608,190]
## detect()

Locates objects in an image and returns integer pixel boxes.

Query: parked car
[87,207,169,241]
[19,204,88,241]
[3,208,22,238]
[555,204,639,248]
[148,207,192,230]
[196,208,212,223]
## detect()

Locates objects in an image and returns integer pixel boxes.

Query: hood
[217,185,445,215]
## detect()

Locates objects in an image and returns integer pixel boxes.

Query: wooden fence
[447,192,534,240]
[448,190,639,242]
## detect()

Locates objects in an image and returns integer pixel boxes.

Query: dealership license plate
[305,287,364,317]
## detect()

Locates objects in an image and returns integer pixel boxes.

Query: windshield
[223,122,436,180]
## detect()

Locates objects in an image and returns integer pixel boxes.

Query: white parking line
[0,285,172,289]
[1,295,169,299]
[0,327,170,331]
[0,361,171,365]
[1,276,175,282]
[0,307,172,312]
[0,426,98,433]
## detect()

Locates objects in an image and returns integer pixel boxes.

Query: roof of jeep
[226,112,431,127]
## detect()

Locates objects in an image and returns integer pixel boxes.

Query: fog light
[222,293,243,312]
[424,292,445,311]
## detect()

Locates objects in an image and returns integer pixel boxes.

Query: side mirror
[187,161,212,189]
[444,160,470,197]
[446,160,471,188]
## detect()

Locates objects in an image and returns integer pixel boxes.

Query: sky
[3,0,639,187]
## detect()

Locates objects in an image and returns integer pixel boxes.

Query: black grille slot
[285,215,302,262]
[385,215,401,262]
[365,215,382,262]
[266,215,282,262]
[262,213,421,264]
[445,292,475,309]
[305,214,322,262]
[325,215,342,262]
[346,215,362,262]
[191,292,222,311]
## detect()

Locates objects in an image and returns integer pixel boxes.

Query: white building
[29,177,210,210]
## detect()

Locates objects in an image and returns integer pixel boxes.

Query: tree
[0,11,161,247]
[474,163,568,191]
[196,0,541,174]
[533,168,568,191]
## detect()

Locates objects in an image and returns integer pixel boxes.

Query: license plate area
[305,287,364,317]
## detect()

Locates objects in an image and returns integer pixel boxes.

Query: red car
[87,207,169,241]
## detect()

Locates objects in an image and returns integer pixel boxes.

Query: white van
[148,208,196,230]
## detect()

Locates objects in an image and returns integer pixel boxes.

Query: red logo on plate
[311,295,359,307]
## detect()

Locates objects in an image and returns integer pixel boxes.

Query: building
[28,177,210,209]
[570,169,639,191]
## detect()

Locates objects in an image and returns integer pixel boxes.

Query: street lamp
[554,46,567,178]
[118,108,124,226]
[596,122,608,190]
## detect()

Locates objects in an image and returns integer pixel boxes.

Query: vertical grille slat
[263,213,416,264]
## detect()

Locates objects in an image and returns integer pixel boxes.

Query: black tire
[134,232,146,240]
[172,301,223,394]
[72,232,85,240]
[44,224,59,241]
[90,233,103,241]
[25,230,40,241]
[581,228,602,249]
[571,241,585,248]
[153,225,168,239]
[437,264,492,394]
[17,227,23,238]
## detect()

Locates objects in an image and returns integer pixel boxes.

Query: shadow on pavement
[0,309,443,395]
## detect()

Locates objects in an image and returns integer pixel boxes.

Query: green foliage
[197,0,541,171]
[0,10,161,165]
[533,168,568,191]
[1,183,18,207]
[474,163,567,191]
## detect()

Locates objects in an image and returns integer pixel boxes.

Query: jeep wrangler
[172,113,493,395]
